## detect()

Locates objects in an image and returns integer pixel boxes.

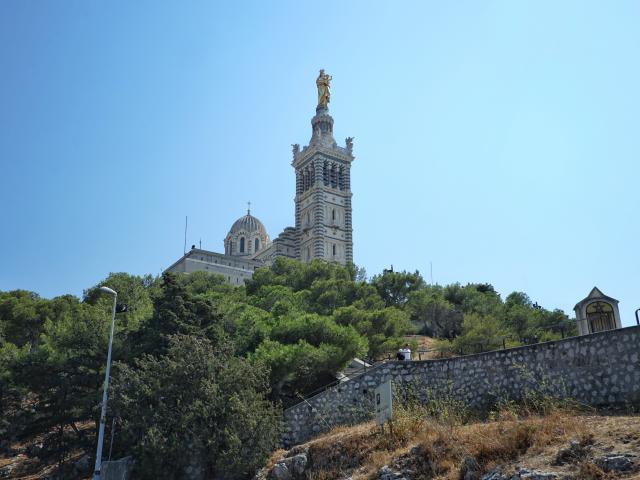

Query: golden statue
[316,69,332,107]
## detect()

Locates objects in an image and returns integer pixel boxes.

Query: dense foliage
[112,335,280,479]
[0,258,575,478]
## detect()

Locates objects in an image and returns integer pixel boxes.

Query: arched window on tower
[255,238,260,252]
[338,166,345,190]
[323,161,330,186]
[332,244,336,256]
[240,237,245,253]
[330,164,337,188]
[332,209,336,222]
[306,246,311,260]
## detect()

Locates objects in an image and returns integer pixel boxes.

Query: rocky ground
[0,422,93,479]
[0,448,91,479]
[256,413,640,480]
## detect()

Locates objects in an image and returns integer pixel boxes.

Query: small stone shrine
[574,286,622,335]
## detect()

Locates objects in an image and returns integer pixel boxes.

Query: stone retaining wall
[283,325,640,446]
[102,456,134,480]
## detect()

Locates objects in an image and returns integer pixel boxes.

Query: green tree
[443,313,507,354]
[505,291,532,309]
[305,277,357,315]
[333,306,412,358]
[247,258,346,294]
[136,272,225,355]
[0,290,46,349]
[0,341,24,439]
[254,314,367,398]
[407,288,462,339]
[12,297,113,471]
[371,270,425,307]
[270,313,365,357]
[84,272,157,334]
[175,270,229,295]
[247,284,302,315]
[217,301,272,355]
[528,308,576,342]
[112,335,280,480]
[252,339,343,401]
[504,304,532,341]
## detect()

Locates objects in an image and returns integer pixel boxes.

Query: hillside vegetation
[0,259,576,479]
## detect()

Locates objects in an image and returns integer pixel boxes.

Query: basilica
[165,71,355,284]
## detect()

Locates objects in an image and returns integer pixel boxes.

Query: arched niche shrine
[574,287,622,335]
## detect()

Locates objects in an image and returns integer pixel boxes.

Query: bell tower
[292,70,354,265]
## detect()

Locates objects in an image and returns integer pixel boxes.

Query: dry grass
[577,461,611,480]
[278,406,640,480]
[365,408,589,479]
[263,447,288,472]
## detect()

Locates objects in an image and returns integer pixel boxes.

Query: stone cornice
[292,144,354,168]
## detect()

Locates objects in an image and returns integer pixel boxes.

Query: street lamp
[93,286,117,480]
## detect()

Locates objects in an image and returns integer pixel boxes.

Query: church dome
[224,208,271,257]
[229,213,268,236]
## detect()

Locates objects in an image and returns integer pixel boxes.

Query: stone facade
[293,104,354,264]
[252,227,297,264]
[164,72,354,282]
[164,248,259,286]
[282,325,640,446]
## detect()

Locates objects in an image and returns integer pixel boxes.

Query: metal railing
[288,361,387,409]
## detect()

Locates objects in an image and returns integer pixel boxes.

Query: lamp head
[99,286,117,296]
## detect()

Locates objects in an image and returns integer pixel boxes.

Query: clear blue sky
[1,1,638,325]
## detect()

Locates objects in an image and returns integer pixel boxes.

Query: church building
[164,70,354,283]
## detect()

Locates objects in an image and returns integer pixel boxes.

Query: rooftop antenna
[183,216,188,255]
[247,200,251,215]
[199,238,202,249]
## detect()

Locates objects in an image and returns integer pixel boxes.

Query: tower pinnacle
[310,70,336,148]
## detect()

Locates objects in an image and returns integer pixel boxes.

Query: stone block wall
[102,456,134,480]
[283,325,640,446]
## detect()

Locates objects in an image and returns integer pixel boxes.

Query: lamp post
[93,286,117,480]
